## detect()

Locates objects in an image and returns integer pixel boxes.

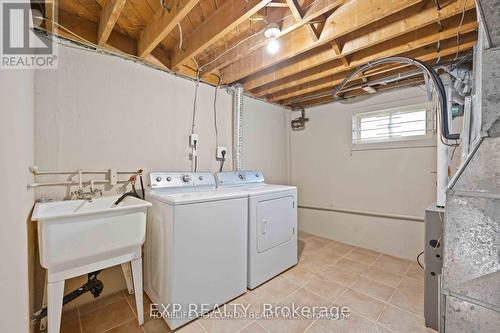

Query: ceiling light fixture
[264,23,280,39]
[264,23,281,55]
[266,39,280,54]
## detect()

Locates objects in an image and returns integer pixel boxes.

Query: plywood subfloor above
[42,0,477,108]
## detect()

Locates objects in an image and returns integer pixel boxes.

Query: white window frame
[351,103,435,150]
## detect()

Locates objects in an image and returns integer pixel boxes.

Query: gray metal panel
[480,47,500,137]
[424,204,445,330]
[445,296,500,333]
[477,0,500,48]
[451,137,500,194]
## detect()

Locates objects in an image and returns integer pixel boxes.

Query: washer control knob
[238,174,244,180]
[181,174,191,183]
[166,176,172,182]
[199,176,203,181]
[156,176,162,182]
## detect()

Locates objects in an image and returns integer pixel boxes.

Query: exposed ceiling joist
[264,21,478,101]
[278,35,477,104]
[138,0,200,58]
[97,0,126,46]
[246,0,476,95]
[198,0,347,75]
[170,0,272,69]
[220,0,424,83]
[44,0,56,32]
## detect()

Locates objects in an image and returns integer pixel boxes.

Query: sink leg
[121,263,135,294]
[131,258,144,325]
[47,280,65,333]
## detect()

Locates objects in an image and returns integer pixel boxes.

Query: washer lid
[147,188,247,205]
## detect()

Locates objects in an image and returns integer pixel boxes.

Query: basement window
[352,103,434,145]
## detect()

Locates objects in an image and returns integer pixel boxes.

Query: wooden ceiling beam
[97,0,127,46]
[198,0,346,75]
[56,8,172,70]
[244,0,476,92]
[170,0,272,69]
[298,76,427,108]
[138,0,199,59]
[286,0,321,40]
[220,0,424,83]
[273,34,477,104]
[282,52,470,106]
[44,0,56,32]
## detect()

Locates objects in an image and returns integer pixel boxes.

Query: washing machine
[215,171,297,289]
[144,172,248,330]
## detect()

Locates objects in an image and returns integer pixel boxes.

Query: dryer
[144,172,247,329]
[215,171,297,289]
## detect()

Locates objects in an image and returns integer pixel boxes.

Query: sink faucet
[71,179,102,201]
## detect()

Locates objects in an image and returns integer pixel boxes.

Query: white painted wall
[290,87,436,259]
[34,43,234,307]
[0,62,35,331]
[242,96,289,184]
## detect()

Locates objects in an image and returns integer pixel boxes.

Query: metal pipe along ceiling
[333,56,460,141]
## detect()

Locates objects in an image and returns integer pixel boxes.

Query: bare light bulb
[266,39,280,54]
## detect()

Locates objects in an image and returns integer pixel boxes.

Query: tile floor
[44,232,434,333]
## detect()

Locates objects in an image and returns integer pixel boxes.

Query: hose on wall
[333,56,460,141]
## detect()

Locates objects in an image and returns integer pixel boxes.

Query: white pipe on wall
[232,84,244,171]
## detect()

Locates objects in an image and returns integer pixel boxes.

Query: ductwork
[232,83,244,171]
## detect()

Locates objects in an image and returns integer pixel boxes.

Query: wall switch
[190,134,198,147]
[216,146,227,160]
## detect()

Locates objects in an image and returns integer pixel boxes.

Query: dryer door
[256,196,295,253]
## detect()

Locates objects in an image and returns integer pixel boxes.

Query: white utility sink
[32,195,151,333]
[32,195,151,273]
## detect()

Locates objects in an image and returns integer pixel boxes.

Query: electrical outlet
[216,146,227,160]
[190,134,198,147]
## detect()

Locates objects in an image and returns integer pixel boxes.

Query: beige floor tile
[281,288,331,309]
[305,237,331,251]
[317,312,375,333]
[199,315,252,333]
[337,289,385,321]
[374,255,412,276]
[281,266,317,287]
[304,322,331,333]
[314,249,344,265]
[389,277,424,316]
[405,263,424,282]
[301,256,334,274]
[320,267,360,287]
[105,319,144,333]
[334,259,370,275]
[80,299,135,333]
[252,276,299,302]
[303,275,346,302]
[299,240,322,256]
[345,248,382,266]
[325,242,355,254]
[257,317,313,333]
[60,308,81,333]
[238,321,268,333]
[231,291,274,316]
[350,277,395,302]
[174,320,207,333]
[79,291,126,316]
[141,317,172,333]
[372,324,393,333]
[377,305,429,333]
[298,231,315,241]
[361,267,403,288]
